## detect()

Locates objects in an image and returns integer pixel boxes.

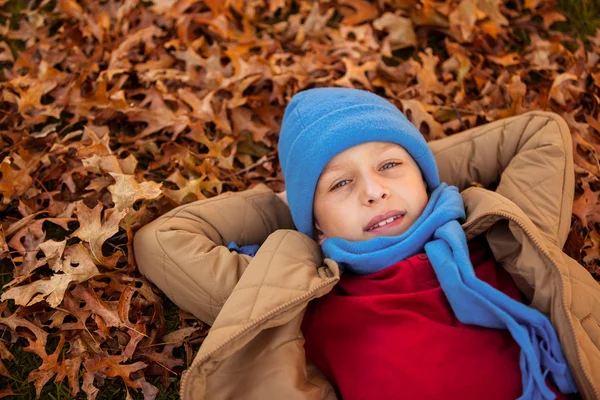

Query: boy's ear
[314,220,326,245]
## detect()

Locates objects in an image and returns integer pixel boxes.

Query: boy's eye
[331,180,350,191]
[380,161,399,171]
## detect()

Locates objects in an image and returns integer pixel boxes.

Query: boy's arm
[133,184,295,325]
[428,111,574,248]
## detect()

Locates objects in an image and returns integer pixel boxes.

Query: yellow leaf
[108,173,162,211]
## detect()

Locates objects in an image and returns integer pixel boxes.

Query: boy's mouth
[365,211,406,232]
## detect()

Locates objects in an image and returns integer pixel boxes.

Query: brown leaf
[83,354,151,391]
[160,327,201,346]
[540,10,567,29]
[0,341,14,379]
[415,48,444,98]
[0,161,33,205]
[108,173,162,211]
[549,73,581,106]
[72,202,128,268]
[400,100,446,140]
[449,0,478,42]
[334,58,378,91]
[1,244,100,307]
[373,12,417,51]
[0,227,8,261]
[573,178,600,227]
[477,0,508,27]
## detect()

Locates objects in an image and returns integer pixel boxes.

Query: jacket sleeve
[133,184,295,325]
[428,111,574,248]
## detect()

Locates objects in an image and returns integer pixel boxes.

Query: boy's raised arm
[133,184,294,325]
[428,111,574,248]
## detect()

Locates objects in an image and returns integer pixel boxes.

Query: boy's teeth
[371,215,400,230]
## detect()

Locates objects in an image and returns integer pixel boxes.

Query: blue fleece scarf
[322,183,577,399]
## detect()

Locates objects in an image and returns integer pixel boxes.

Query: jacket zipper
[179,276,340,399]
[462,211,599,399]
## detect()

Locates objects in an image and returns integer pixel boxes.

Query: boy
[134,88,600,400]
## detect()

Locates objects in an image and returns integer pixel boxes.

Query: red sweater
[301,237,566,400]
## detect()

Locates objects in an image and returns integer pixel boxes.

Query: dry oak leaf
[373,12,416,52]
[0,227,8,261]
[573,179,600,227]
[0,310,48,348]
[449,0,478,42]
[0,160,33,205]
[83,354,152,393]
[0,244,100,307]
[583,229,600,266]
[477,0,508,27]
[540,10,567,29]
[400,99,446,140]
[339,0,380,25]
[72,202,128,268]
[335,58,378,90]
[108,25,165,70]
[25,334,82,398]
[3,238,67,288]
[108,173,162,211]
[161,327,201,346]
[0,41,14,63]
[125,89,190,141]
[415,48,444,97]
[138,344,184,373]
[71,283,148,360]
[549,73,582,106]
[0,341,13,380]
[486,53,521,67]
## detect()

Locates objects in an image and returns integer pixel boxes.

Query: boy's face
[313,142,429,244]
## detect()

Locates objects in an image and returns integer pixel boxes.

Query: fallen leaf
[449,0,478,42]
[72,202,128,268]
[108,173,162,211]
[401,99,446,140]
[573,178,600,227]
[487,53,521,67]
[1,244,100,307]
[373,12,417,51]
[339,0,380,25]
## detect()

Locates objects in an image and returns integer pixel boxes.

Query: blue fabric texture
[278,87,577,398]
[227,242,260,257]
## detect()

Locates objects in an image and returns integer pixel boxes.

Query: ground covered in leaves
[0,0,599,398]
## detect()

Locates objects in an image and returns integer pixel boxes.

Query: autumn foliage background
[0,0,599,398]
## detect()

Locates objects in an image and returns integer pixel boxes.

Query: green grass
[557,0,600,41]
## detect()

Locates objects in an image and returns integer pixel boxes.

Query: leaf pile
[0,0,599,397]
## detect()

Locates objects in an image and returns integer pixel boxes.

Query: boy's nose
[361,176,390,205]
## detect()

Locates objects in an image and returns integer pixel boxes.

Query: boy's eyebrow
[321,143,400,177]
[321,163,344,177]
[378,142,400,151]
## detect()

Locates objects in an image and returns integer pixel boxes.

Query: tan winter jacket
[134,111,600,400]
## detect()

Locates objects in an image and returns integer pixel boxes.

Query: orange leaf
[339,0,380,25]
[486,53,521,67]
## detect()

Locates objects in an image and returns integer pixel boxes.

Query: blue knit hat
[278,87,440,238]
